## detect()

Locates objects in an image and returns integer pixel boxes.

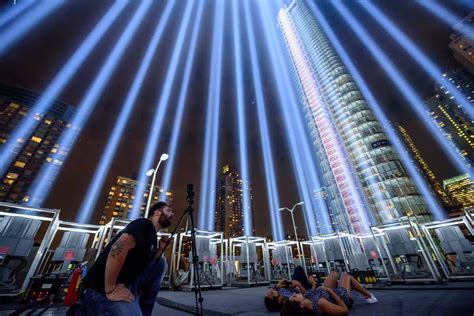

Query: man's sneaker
[365,293,378,304]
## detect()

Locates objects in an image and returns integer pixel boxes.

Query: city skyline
[0,0,473,239]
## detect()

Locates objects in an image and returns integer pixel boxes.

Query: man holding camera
[78,201,174,316]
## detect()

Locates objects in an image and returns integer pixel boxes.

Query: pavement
[1,283,474,315]
[156,284,474,316]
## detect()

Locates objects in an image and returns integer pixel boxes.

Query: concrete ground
[1,284,473,315]
[156,284,474,316]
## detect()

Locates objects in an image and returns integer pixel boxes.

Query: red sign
[0,246,9,255]
[64,250,75,261]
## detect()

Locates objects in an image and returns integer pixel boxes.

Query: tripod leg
[187,207,204,315]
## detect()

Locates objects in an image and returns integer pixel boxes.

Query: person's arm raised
[104,233,136,302]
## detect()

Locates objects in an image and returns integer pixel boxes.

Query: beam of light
[0,0,63,56]
[76,1,176,224]
[26,0,152,207]
[256,0,332,237]
[197,1,225,231]
[0,0,35,28]
[129,0,196,220]
[361,1,473,120]
[307,3,446,221]
[0,1,128,177]
[276,3,372,235]
[417,1,474,42]
[232,0,252,236]
[331,1,473,178]
[159,1,205,202]
[242,1,284,241]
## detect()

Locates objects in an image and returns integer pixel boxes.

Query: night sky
[0,0,472,238]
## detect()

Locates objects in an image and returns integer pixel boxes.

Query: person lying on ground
[281,271,378,316]
[264,266,309,312]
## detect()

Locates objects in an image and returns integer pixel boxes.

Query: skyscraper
[397,125,453,208]
[443,174,473,214]
[449,12,474,74]
[215,165,254,238]
[277,1,431,234]
[425,69,474,169]
[99,176,173,225]
[0,84,76,205]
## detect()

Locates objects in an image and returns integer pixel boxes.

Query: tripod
[156,184,203,315]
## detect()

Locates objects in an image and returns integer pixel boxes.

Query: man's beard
[159,213,172,228]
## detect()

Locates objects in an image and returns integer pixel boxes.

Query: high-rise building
[215,165,254,238]
[277,1,431,234]
[443,174,473,214]
[99,176,173,225]
[0,84,76,205]
[397,125,453,207]
[449,12,474,74]
[425,69,474,169]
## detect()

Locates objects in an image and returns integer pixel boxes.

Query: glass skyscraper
[277,1,431,234]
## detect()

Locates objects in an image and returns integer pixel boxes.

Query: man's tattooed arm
[104,233,136,293]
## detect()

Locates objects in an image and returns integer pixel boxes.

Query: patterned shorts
[333,287,353,309]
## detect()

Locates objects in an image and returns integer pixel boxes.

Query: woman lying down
[281,271,378,316]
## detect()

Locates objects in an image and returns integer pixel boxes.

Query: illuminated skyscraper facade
[278,1,430,234]
[449,12,474,74]
[443,174,473,213]
[99,176,173,225]
[397,125,452,207]
[0,84,76,205]
[215,165,254,238]
[426,69,474,169]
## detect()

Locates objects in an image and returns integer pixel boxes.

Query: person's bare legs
[338,272,370,298]
[322,271,338,289]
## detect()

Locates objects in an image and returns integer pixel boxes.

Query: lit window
[44,119,52,125]
[6,173,18,179]
[51,148,57,153]
[3,179,14,185]
[31,136,42,143]
[53,159,62,166]
[46,157,52,162]
[14,161,26,168]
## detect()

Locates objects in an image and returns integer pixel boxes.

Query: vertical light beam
[361,1,473,120]
[0,0,35,28]
[0,1,128,177]
[197,1,225,231]
[159,1,206,201]
[331,1,472,178]
[307,2,446,221]
[76,1,175,224]
[129,0,196,219]
[0,0,63,56]
[231,0,252,236]
[417,1,474,42]
[242,0,284,241]
[26,0,152,207]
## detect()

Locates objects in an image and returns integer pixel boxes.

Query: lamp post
[144,153,169,218]
[279,201,304,260]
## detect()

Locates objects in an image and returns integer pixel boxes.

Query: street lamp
[279,201,304,260]
[144,153,169,218]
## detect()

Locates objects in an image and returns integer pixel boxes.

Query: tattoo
[110,239,126,258]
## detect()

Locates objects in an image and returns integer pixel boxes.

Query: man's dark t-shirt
[83,218,158,293]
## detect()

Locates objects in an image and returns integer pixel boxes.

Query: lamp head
[146,169,154,177]
[296,201,304,206]
[160,153,169,161]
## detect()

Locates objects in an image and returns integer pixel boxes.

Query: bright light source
[159,1,206,202]
[75,2,175,223]
[0,1,63,56]
[160,153,169,161]
[0,1,128,177]
[130,0,197,220]
[198,1,225,230]
[146,169,155,177]
[26,0,152,207]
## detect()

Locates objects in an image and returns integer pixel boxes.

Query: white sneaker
[365,292,378,304]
